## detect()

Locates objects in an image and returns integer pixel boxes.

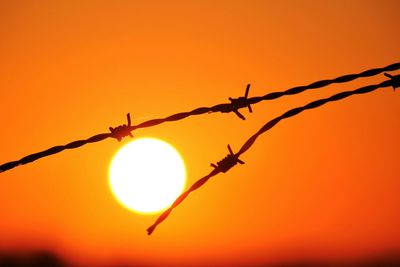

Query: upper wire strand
[1,62,399,173]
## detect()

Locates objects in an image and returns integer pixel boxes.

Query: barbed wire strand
[0,133,112,173]
[1,62,399,173]
[245,62,400,106]
[237,77,398,156]
[147,75,398,235]
[134,62,400,125]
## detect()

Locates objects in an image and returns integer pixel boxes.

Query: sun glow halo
[109,137,186,214]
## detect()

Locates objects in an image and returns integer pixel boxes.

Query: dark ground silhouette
[1,250,400,267]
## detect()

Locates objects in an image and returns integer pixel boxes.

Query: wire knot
[384,73,400,91]
[210,145,244,173]
[109,113,134,142]
[220,84,253,120]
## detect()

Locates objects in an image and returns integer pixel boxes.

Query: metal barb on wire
[384,72,400,91]
[220,84,253,120]
[147,144,243,235]
[210,144,244,173]
[148,78,397,235]
[109,113,134,142]
[1,62,399,174]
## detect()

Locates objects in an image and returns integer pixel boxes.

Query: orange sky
[0,1,399,266]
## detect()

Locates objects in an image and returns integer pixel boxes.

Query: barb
[109,113,134,141]
[147,144,245,234]
[219,84,253,120]
[147,74,397,234]
[1,62,399,173]
[384,72,400,91]
[210,144,244,173]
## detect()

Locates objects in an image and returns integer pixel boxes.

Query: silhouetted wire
[0,133,112,173]
[1,62,399,173]
[237,79,398,156]
[245,62,400,105]
[147,76,397,235]
[135,62,400,124]
[146,168,219,235]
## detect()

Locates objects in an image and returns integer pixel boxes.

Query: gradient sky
[0,1,399,266]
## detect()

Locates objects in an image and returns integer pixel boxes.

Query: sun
[108,137,186,214]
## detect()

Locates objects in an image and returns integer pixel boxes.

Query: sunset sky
[0,1,399,266]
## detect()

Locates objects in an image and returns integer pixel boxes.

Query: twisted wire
[246,62,400,106]
[133,62,400,126]
[237,79,394,156]
[1,62,398,173]
[0,134,112,173]
[147,77,395,234]
[147,168,219,235]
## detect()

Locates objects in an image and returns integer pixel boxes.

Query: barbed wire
[237,74,399,157]
[1,62,398,173]
[146,73,399,235]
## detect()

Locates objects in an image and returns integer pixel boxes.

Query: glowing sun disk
[108,137,186,214]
